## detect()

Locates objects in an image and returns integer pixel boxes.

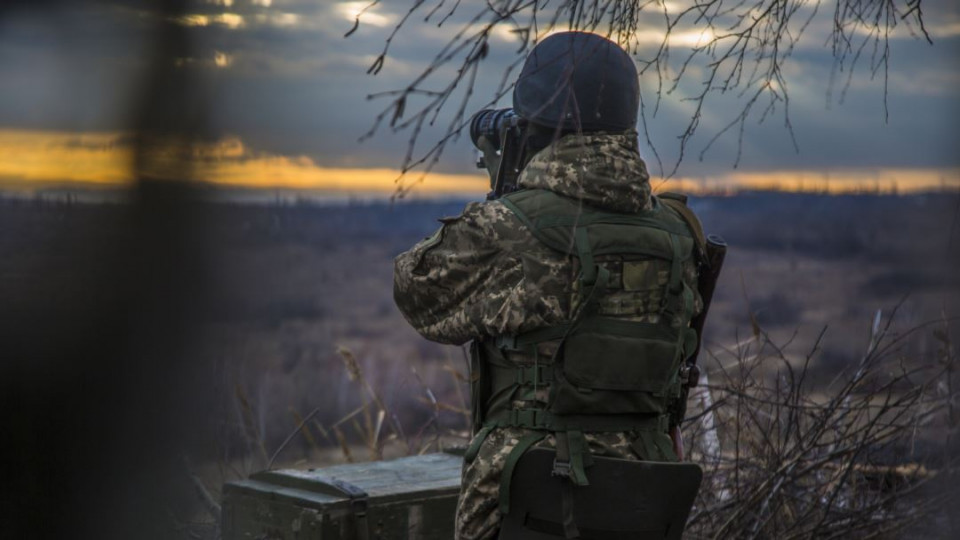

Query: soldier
[394,31,705,540]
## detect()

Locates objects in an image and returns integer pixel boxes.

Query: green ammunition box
[222,452,462,540]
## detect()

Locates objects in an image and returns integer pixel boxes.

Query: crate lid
[229,452,463,507]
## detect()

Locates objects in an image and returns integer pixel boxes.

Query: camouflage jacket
[393,130,699,345]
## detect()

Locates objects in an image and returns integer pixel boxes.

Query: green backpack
[467,188,704,506]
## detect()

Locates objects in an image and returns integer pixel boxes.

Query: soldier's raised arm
[395,202,516,345]
[394,199,571,346]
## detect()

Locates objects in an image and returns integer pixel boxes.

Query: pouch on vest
[549,318,685,416]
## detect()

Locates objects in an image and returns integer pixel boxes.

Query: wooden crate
[222,452,463,540]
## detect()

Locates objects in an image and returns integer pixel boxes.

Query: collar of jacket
[516,130,653,213]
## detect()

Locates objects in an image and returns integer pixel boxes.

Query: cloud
[335,2,396,29]
[0,0,956,181]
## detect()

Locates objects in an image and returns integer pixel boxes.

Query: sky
[0,0,957,197]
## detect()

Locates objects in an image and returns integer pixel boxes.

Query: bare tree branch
[347,0,932,188]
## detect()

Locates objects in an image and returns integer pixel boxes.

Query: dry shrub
[253,345,472,470]
[682,307,958,539]
[215,309,958,539]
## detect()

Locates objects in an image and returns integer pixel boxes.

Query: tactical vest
[466,188,705,515]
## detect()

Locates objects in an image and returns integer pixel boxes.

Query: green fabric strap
[486,363,554,386]
[534,214,693,238]
[659,196,707,262]
[572,224,611,322]
[660,233,685,320]
[575,317,679,341]
[495,325,569,352]
[668,233,683,295]
[497,318,679,355]
[498,431,547,515]
[577,265,610,320]
[464,425,493,463]
[498,316,677,355]
[497,196,537,235]
[552,431,592,538]
[488,408,552,429]
[519,364,552,385]
[554,431,582,538]
[575,226,596,285]
[519,324,569,344]
[484,409,668,432]
[630,430,678,462]
[681,282,694,326]
[683,326,699,361]
[564,430,592,486]
[652,431,678,461]
[572,224,612,326]
[630,432,657,461]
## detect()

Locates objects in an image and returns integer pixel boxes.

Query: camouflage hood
[517,131,653,213]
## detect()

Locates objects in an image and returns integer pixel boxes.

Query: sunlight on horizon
[0,128,956,197]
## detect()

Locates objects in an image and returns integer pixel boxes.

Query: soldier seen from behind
[394,31,724,540]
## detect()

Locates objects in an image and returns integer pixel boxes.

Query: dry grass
[187,304,957,539]
[682,306,958,538]
[228,344,473,473]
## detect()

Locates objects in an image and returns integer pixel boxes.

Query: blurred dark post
[1,0,216,538]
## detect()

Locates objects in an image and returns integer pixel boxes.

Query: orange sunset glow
[0,129,957,197]
[0,129,489,196]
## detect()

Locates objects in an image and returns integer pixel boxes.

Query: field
[1,190,958,537]
[2,191,957,453]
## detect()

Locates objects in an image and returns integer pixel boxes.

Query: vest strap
[495,325,568,351]
[534,214,693,238]
[628,430,679,462]
[498,431,547,515]
[661,233,689,323]
[518,364,553,386]
[575,226,597,285]
[554,430,592,538]
[559,430,592,486]
[559,477,580,539]
[496,318,680,356]
[484,409,669,433]
[464,425,494,463]
[659,195,708,264]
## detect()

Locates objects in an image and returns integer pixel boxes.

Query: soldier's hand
[476,136,501,181]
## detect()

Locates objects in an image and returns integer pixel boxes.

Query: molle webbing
[500,318,681,348]
[484,408,670,432]
[499,193,694,261]
[478,189,699,516]
[486,189,699,422]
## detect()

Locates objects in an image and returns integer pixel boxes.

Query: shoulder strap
[658,195,707,264]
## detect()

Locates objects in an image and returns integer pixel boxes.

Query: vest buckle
[495,334,519,351]
[551,458,572,478]
[678,363,701,387]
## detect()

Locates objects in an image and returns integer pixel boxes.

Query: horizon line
[0,129,958,197]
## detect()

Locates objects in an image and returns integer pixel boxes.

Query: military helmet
[513,31,639,132]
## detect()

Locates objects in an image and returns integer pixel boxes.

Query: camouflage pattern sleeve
[393,201,572,345]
